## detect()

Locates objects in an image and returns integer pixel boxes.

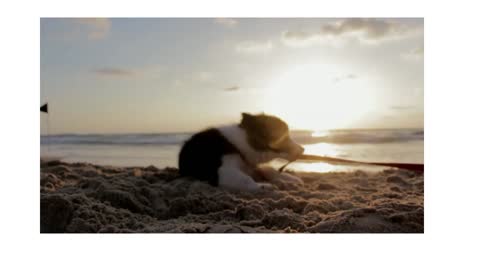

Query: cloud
[92,65,167,79]
[282,18,421,47]
[224,86,239,91]
[281,30,331,47]
[333,73,357,83]
[74,18,111,40]
[93,67,135,77]
[214,18,238,27]
[322,18,410,40]
[235,40,273,53]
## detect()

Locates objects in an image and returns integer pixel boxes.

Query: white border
[1,0,480,269]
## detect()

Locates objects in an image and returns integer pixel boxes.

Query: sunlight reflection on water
[270,142,378,173]
[270,140,423,173]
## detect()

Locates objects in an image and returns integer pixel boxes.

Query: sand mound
[40,160,423,233]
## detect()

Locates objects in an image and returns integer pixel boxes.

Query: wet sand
[40,159,423,233]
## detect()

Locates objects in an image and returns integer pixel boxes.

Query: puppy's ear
[242,112,252,119]
[241,112,255,127]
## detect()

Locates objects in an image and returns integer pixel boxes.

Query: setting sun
[263,63,379,131]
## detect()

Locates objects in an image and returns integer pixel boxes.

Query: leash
[279,154,424,173]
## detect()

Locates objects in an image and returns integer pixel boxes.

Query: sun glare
[263,63,378,131]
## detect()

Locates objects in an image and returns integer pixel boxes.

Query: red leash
[280,154,424,173]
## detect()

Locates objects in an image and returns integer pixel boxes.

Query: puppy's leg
[278,172,304,185]
[255,165,281,181]
[218,155,272,191]
[256,165,304,185]
[219,167,271,191]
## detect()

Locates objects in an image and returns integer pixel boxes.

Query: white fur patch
[218,154,270,191]
[256,165,304,185]
[217,125,288,165]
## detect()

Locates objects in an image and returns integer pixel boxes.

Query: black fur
[178,128,241,186]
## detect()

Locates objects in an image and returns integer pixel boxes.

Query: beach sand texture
[40,159,423,233]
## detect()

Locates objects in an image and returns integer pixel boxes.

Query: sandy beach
[40,159,423,233]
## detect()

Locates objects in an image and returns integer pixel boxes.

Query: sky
[41,18,424,134]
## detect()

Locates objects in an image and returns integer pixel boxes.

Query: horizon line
[41,126,424,136]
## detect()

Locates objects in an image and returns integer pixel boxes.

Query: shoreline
[40,159,424,233]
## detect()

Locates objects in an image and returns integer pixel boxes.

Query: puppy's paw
[254,166,279,182]
[280,173,304,185]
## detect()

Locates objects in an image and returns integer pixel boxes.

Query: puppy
[178,113,304,191]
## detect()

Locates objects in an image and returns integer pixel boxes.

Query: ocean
[40,129,424,172]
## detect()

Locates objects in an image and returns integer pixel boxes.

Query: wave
[41,129,424,146]
[41,133,190,145]
[291,129,424,144]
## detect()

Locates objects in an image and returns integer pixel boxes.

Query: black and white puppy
[178,113,304,191]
